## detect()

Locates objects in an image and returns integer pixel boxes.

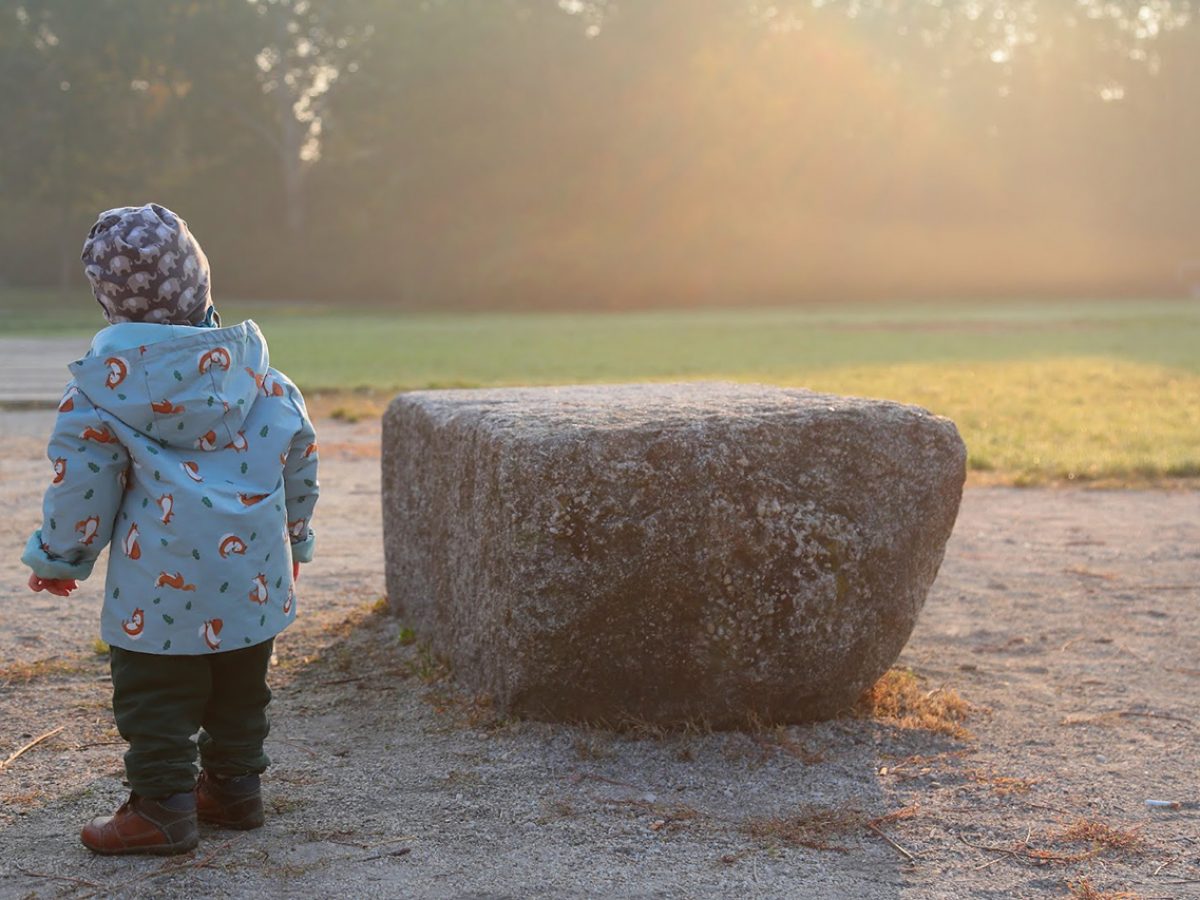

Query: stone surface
[381,382,966,727]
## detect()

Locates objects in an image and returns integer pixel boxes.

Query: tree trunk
[58,203,75,291]
[278,86,305,236]
[276,9,305,237]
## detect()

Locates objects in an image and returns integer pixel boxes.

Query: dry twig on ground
[0,726,64,771]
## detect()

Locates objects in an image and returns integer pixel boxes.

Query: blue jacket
[22,320,319,654]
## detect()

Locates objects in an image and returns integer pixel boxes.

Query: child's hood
[69,320,270,448]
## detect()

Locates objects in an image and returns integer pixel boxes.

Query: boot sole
[82,838,199,856]
[197,815,264,830]
[198,816,264,830]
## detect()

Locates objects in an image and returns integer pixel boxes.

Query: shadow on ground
[1,603,947,899]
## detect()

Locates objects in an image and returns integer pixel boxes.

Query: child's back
[29,319,317,653]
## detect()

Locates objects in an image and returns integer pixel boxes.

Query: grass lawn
[3,290,1198,485]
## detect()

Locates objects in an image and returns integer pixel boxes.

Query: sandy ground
[1,407,1198,899]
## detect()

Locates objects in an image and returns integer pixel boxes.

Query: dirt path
[1,408,1197,899]
[0,338,92,406]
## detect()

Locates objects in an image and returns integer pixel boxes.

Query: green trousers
[109,638,274,798]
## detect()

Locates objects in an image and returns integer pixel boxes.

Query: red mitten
[293,561,300,583]
[28,573,78,597]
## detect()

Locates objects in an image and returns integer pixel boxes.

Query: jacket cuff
[22,531,96,581]
[290,529,316,564]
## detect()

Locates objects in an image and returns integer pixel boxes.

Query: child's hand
[28,573,78,597]
[293,561,300,583]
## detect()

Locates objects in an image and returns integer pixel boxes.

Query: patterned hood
[70,321,268,450]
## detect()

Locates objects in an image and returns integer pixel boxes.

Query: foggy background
[2,0,1197,309]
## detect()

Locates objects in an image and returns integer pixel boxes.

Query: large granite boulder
[382,382,966,727]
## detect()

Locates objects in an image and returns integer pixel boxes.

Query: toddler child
[22,204,320,854]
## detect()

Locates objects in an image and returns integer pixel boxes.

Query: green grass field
[3,290,1198,485]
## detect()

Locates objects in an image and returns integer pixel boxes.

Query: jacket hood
[70,320,269,449]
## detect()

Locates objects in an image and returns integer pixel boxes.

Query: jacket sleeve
[22,384,130,581]
[283,388,320,563]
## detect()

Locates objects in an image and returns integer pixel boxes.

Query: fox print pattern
[23,320,319,654]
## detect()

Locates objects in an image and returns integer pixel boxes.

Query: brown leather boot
[195,771,264,830]
[80,791,199,855]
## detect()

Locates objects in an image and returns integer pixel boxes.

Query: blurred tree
[213,0,367,235]
[158,0,371,292]
[0,0,189,286]
[0,0,370,291]
[0,0,1196,305]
